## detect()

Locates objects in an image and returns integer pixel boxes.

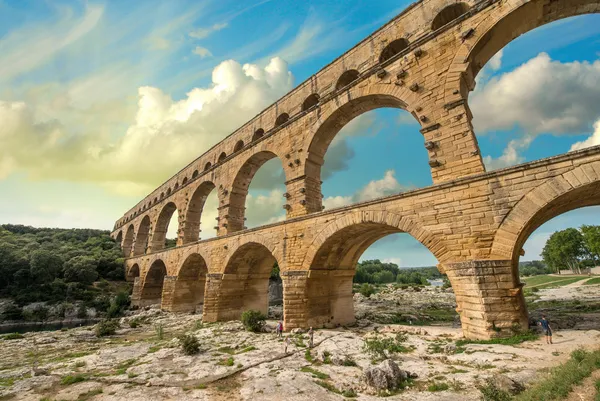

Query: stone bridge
[111,0,600,339]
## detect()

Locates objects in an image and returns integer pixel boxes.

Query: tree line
[542,225,600,274]
[353,259,442,285]
[0,224,124,306]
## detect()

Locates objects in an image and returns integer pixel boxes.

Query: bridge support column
[283,270,355,330]
[442,260,528,340]
[131,277,142,307]
[160,276,206,313]
[284,174,323,217]
[202,273,270,322]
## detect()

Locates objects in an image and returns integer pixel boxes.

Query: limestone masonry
[111,0,600,339]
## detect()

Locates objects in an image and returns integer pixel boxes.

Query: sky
[1,0,600,267]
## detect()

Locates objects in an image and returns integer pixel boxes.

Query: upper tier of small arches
[114,0,475,229]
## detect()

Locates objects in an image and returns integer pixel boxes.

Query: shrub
[179,334,200,355]
[359,283,375,298]
[241,310,266,332]
[77,304,88,319]
[2,304,23,321]
[154,323,164,340]
[3,332,24,340]
[428,382,449,392]
[363,333,413,360]
[106,291,130,318]
[61,374,87,385]
[95,319,119,337]
[479,379,511,401]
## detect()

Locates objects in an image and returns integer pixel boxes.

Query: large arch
[305,94,416,213]
[227,151,287,233]
[133,215,151,256]
[162,253,208,313]
[300,211,447,327]
[204,242,277,322]
[139,260,167,307]
[491,162,600,265]
[150,202,179,252]
[182,181,216,244]
[445,0,600,102]
[122,225,135,257]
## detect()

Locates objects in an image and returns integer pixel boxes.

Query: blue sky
[0,0,599,267]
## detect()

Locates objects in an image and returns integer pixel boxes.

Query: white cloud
[189,23,228,40]
[483,135,533,170]
[383,257,402,267]
[0,58,294,196]
[570,118,600,151]
[488,49,503,71]
[471,53,600,135]
[192,46,213,58]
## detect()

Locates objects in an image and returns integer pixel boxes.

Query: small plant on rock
[240,310,266,332]
[179,334,200,355]
[95,319,119,337]
[359,283,375,298]
[154,323,164,340]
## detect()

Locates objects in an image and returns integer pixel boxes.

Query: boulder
[290,328,304,334]
[364,359,410,391]
[491,374,525,395]
[444,343,457,355]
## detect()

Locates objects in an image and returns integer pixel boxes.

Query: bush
[106,291,130,318]
[359,283,375,298]
[179,334,200,355]
[77,304,88,319]
[61,374,87,385]
[95,319,119,337]
[3,332,24,340]
[241,310,266,332]
[363,333,412,360]
[478,379,511,401]
[154,323,164,340]
[2,304,23,321]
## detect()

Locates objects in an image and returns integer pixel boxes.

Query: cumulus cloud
[472,53,600,135]
[483,135,534,170]
[0,57,294,195]
[570,118,600,151]
[322,170,410,210]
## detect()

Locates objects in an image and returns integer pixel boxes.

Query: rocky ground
[0,284,598,401]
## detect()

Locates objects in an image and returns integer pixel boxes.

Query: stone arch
[133,215,151,255]
[379,38,409,63]
[302,93,320,111]
[234,140,244,153]
[204,162,212,171]
[192,170,199,179]
[444,0,600,103]
[163,253,209,313]
[252,129,264,141]
[115,230,123,247]
[182,181,216,244]
[205,242,277,322]
[335,69,360,90]
[218,152,227,163]
[126,263,140,282]
[491,161,600,266]
[300,210,446,327]
[431,2,470,31]
[182,177,188,185]
[149,202,179,251]
[122,225,135,257]
[139,259,167,307]
[275,113,289,127]
[227,151,289,233]
[305,92,419,214]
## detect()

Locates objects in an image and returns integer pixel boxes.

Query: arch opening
[218,152,227,163]
[229,151,286,232]
[234,140,244,153]
[431,3,470,31]
[182,181,217,244]
[122,225,135,257]
[275,113,289,127]
[115,231,123,248]
[213,243,278,321]
[379,38,409,63]
[140,260,167,307]
[204,162,212,171]
[302,94,320,111]
[133,215,151,255]
[192,170,199,179]
[252,129,264,141]
[150,202,179,251]
[304,222,441,328]
[168,254,208,313]
[127,263,140,282]
[307,96,429,213]
[335,69,360,90]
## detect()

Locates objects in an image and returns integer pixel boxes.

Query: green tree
[30,250,64,283]
[542,228,585,274]
[581,225,600,264]
[63,256,98,284]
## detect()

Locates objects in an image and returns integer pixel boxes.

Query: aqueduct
[112,0,600,339]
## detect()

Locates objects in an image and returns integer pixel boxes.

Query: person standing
[284,336,291,354]
[277,321,283,338]
[538,314,553,344]
[308,327,314,348]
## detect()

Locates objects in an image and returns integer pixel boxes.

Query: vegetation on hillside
[0,224,125,312]
[542,225,600,274]
[353,260,442,285]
